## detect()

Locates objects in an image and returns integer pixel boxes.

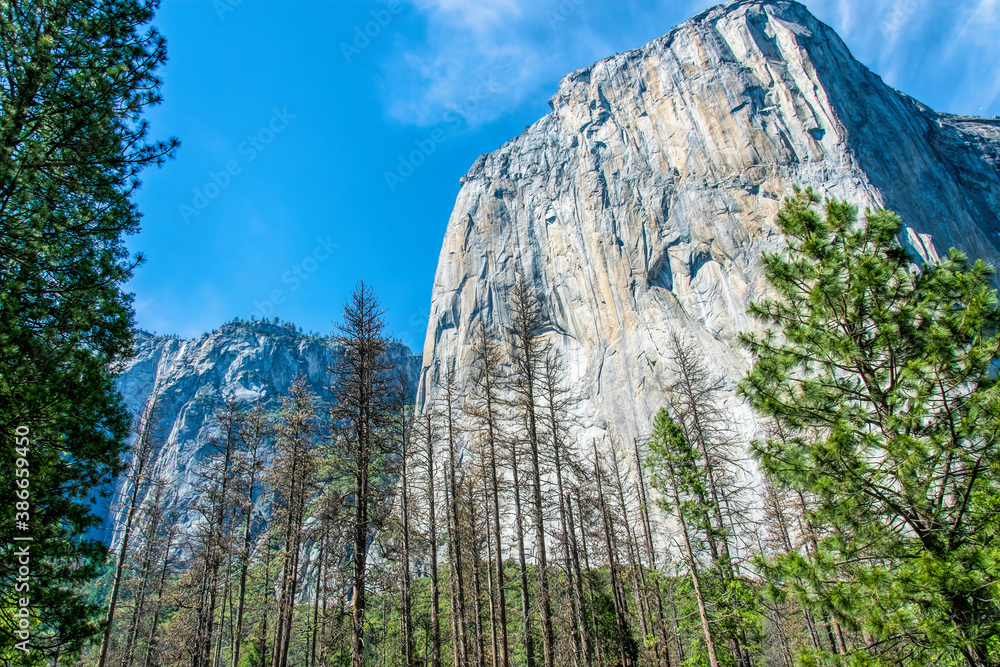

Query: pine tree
[0,0,176,656]
[647,410,720,667]
[269,375,320,667]
[740,188,1000,667]
[665,333,759,667]
[329,280,398,667]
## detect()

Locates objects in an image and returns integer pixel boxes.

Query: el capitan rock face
[416,0,1000,451]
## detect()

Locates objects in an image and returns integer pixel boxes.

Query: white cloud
[382,0,1000,129]
[382,0,713,127]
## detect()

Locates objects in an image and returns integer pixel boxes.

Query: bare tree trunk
[664,457,719,667]
[542,351,585,667]
[232,401,268,667]
[470,320,511,667]
[483,483,500,667]
[99,387,160,667]
[426,414,443,667]
[400,413,415,667]
[442,371,469,667]
[609,443,652,660]
[509,276,554,667]
[594,442,635,667]
[574,489,603,667]
[633,437,673,667]
[565,493,593,667]
[310,535,325,667]
[142,509,177,667]
[469,481,487,667]
[511,441,536,667]
[270,376,318,667]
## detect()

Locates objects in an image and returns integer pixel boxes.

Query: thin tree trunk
[594,443,634,667]
[469,482,487,667]
[400,424,415,667]
[483,486,500,667]
[426,414,442,667]
[142,518,176,667]
[443,378,469,667]
[633,438,673,667]
[99,389,159,667]
[667,460,719,667]
[575,490,603,667]
[565,494,593,667]
[511,443,536,667]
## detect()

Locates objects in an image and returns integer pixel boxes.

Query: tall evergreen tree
[329,280,398,667]
[647,410,721,667]
[0,0,176,656]
[740,188,1000,667]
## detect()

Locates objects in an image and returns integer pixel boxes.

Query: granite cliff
[416,0,1000,453]
[105,321,420,541]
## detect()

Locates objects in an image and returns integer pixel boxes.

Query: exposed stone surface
[105,321,420,542]
[417,0,1000,457]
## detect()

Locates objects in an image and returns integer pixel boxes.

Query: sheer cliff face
[109,322,420,539]
[417,0,1000,447]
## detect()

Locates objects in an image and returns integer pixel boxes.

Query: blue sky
[130,0,1000,351]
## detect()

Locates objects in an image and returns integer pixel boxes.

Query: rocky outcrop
[104,321,420,542]
[417,0,1000,453]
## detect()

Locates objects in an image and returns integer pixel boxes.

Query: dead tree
[593,440,637,667]
[99,384,163,667]
[439,364,470,667]
[231,400,270,667]
[665,333,755,667]
[120,475,170,667]
[540,350,590,666]
[468,318,512,667]
[632,436,674,667]
[507,275,554,667]
[395,376,416,667]
[607,441,654,664]
[142,494,180,667]
[192,396,243,667]
[416,411,443,667]
[269,375,320,667]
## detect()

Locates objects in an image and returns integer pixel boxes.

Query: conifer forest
[1,1,998,666]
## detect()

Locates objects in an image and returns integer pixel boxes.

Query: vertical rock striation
[417,0,1000,452]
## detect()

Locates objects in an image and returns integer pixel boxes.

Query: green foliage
[0,0,176,660]
[740,188,1000,666]
[648,409,763,666]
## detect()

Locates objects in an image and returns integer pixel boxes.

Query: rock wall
[105,321,420,543]
[417,0,1000,456]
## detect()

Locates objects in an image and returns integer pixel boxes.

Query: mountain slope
[104,320,420,541]
[416,0,1000,450]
